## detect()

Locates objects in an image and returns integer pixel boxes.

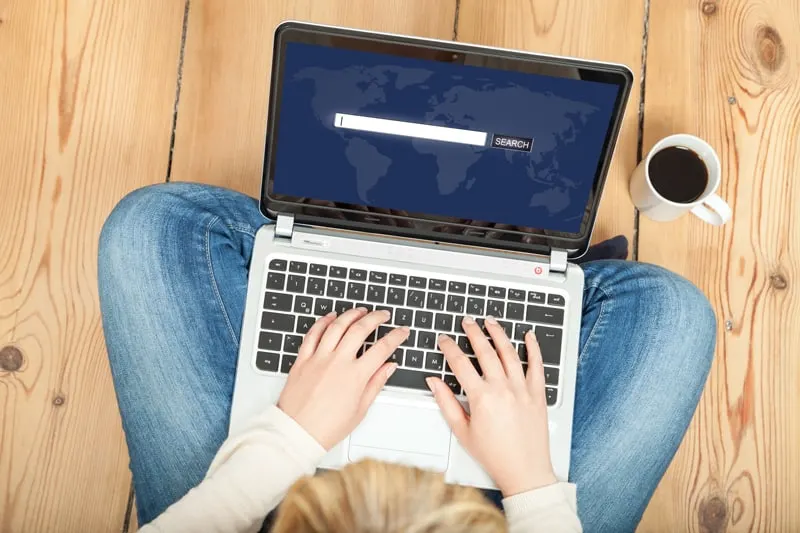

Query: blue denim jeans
[98,183,716,532]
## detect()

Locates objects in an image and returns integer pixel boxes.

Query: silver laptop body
[229,21,633,488]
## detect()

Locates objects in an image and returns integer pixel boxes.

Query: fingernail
[485,315,498,325]
[437,334,450,344]
[387,364,397,378]
[326,311,337,318]
[402,326,411,334]
[356,306,368,313]
[526,330,536,340]
[463,316,475,325]
[381,310,391,318]
[425,377,437,395]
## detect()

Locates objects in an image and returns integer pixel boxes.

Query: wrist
[498,470,558,497]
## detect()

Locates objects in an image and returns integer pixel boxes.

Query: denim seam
[225,222,255,237]
[205,215,240,345]
[579,283,611,361]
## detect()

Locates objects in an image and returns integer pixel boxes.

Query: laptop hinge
[550,248,568,274]
[275,214,295,239]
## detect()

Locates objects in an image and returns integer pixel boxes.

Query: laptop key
[429,278,446,291]
[487,300,504,318]
[268,259,287,271]
[457,336,474,355]
[258,331,282,351]
[347,282,366,301]
[389,274,407,286]
[289,261,307,274]
[349,269,367,281]
[266,272,285,290]
[508,289,525,301]
[361,304,374,312]
[468,356,483,376]
[410,276,427,288]
[506,302,524,320]
[405,350,424,368]
[528,291,546,304]
[264,291,292,311]
[514,323,533,341]
[498,320,513,338]
[544,366,559,386]
[414,311,433,329]
[425,352,444,371]
[295,315,315,334]
[517,343,528,361]
[314,298,334,315]
[448,281,466,293]
[334,300,353,314]
[401,330,417,347]
[446,295,465,313]
[454,317,466,334]
[283,335,302,354]
[367,285,386,303]
[307,277,325,295]
[294,296,313,314]
[386,368,439,391]
[407,290,425,308]
[287,275,305,293]
[255,351,280,372]
[488,286,506,298]
[435,313,453,332]
[280,355,297,374]
[545,387,557,406]
[388,348,404,365]
[535,326,562,365]
[395,308,413,326]
[375,305,392,319]
[387,287,405,305]
[426,292,445,311]
[468,284,486,296]
[327,280,346,298]
[330,266,347,278]
[261,312,295,332]
[376,325,393,341]
[369,271,387,283]
[443,373,461,395]
[417,331,436,350]
[548,294,566,306]
[309,263,327,276]
[526,305,564,325]
[466,297,485,315]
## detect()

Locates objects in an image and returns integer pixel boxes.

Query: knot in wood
[701,1,717,15]
[0,345,23,372]
[53,395,66,407]
[769,273,787,290]
[755,26,784,72]
[699,495,728,532]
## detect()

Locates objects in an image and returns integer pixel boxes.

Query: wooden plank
[170,0,458,196]
[456,0,645,245]
[637,1,800,531]
[0,1,185,531]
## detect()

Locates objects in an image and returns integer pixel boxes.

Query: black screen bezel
[261,21,633,257]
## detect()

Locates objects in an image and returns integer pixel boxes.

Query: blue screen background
[272,42,619,233]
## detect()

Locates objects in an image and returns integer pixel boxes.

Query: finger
[524,330,547,403]
[316,307,369,355]
[358,362,397,416]
[461,316,504,379]
[484,316,525,383]
[438,334,483,393]
[297,312,337,360]
[359,326,410,377]
[335,309,392,356]
[426,377,470,442]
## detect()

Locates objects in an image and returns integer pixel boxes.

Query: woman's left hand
[277,308,410,450]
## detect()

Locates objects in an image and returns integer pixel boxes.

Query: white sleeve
[503,482,583,533]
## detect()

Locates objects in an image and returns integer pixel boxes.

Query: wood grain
[456,0,645,245]
[0,1,185,531]
[637,0,800,531]
[170,0,458,196]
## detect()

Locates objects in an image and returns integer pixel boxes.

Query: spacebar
[385,369,439,390]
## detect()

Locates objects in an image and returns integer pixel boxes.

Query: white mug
[630,134,732,225]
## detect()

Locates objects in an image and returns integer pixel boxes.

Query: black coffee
[648,146,708,203]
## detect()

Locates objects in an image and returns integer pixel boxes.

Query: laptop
[229,21,632,488]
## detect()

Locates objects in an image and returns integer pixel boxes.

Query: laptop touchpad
[348,401,450,470]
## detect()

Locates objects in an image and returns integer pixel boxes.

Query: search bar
[334,113,488,147]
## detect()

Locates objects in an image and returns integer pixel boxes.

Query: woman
[98,183,716,532]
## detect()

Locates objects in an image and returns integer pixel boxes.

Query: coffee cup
[630,134,732,225]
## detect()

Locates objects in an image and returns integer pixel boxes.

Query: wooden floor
[1,0,797,531]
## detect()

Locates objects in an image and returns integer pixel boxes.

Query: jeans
[98,183,716,532]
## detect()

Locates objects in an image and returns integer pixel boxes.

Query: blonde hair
[271,459,507,533]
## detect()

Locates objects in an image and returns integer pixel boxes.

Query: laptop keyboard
[256,256,566,406]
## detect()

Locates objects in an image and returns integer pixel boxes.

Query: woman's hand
[428,316,557,497]
[278,308,409,450]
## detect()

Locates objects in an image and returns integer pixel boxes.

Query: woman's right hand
[427,316,557,497]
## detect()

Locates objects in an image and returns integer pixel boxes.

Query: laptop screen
[265,25,631,249]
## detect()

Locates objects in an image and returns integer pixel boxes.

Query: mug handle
[691,194,732,226]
